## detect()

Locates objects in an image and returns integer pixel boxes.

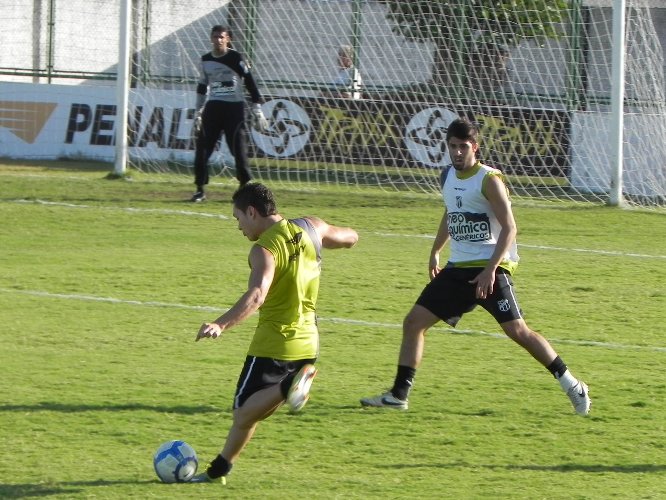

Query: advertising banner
[251,97,570,176]
[1,82,569,177]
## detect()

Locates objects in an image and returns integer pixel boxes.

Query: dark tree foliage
[377,0,570,103]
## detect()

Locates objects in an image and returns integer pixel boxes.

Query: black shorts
[233,356,316,409]
[415,267,523,327]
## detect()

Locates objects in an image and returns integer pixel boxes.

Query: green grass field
[1,162,664,499]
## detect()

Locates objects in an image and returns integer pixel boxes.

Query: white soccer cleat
[360,391,408,410]
[566,381,591,416]
[287,364,318,413]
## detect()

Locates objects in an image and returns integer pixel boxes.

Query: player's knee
[402,308,433,337]
[402,312,418,335]
[232,409,258,429]
[503,320,536,344]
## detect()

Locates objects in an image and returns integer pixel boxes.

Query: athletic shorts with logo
[416,267,523,326]
[233,356,317,409]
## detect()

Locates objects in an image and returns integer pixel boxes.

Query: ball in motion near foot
[153,440,198,483]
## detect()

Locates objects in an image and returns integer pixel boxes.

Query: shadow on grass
[504,463,666,473]
[0,402,221,414]
[0,479,157,498]
[384,462,666,474]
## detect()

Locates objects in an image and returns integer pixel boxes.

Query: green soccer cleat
[189,470,226,484]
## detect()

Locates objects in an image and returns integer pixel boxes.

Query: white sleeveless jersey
[442,163,519,267]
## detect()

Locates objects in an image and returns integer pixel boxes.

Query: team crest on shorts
[497,299,510,312]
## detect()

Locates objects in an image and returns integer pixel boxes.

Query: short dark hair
[232,183,277,217]
[446,117,479,144]
[211,25,232,38]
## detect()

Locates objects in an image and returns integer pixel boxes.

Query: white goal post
[1,0,665,208]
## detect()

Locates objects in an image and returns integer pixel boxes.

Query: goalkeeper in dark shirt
[191,25,268,202]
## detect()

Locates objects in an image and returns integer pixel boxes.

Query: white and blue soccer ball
[153,440,198,483]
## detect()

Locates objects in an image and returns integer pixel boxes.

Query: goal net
[1,0,665,207]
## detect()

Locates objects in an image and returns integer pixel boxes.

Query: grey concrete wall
[1,0,664,107]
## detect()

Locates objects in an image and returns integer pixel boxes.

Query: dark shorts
[233,356,317,409]
[415,267,523,327]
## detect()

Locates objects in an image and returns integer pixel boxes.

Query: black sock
[206,454,232,479]
[391,365,416,401]
[546,356,568,379]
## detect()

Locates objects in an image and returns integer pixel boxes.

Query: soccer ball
[153,440,198,483]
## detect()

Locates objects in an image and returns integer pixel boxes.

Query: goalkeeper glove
[251,103,269,132]
[193,110,203,137]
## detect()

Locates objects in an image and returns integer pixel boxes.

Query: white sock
[556,369,578,392]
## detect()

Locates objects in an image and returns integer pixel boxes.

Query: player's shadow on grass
[503,463,666,473]
[385,462,666,474]
[0,402,222,414]
[0,479,156,499]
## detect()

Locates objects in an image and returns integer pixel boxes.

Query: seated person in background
[328,45,363,99]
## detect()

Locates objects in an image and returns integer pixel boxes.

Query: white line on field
[1,287,664,353]
[373,232,666,259]
[12,199,229,219]
[517,243,666,259]
[9,199,665,259]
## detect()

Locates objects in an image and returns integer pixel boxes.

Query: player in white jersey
[361,117,591,416]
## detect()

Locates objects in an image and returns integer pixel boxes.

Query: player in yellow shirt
[191,182,358,483]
